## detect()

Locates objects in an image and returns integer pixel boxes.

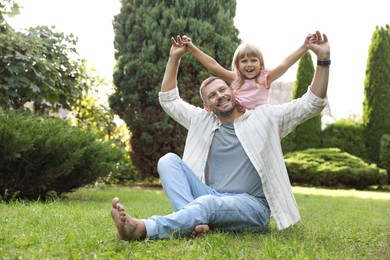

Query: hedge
[284,148,387,190]
[0,110,131,201]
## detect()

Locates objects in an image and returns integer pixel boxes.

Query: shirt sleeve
[271,86,328,138]
[159,87,203,130]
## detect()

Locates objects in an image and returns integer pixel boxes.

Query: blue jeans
[142,153,270,239]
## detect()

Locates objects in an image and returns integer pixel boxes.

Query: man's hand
[170,35,187,59]
[308,31,330,60]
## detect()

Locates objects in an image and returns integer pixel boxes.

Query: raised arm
[182,36,235,83]
[308,31,330,99]
[161,36,188,92]
[267,33,317,84]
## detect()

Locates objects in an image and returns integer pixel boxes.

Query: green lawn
[0,186,389,259]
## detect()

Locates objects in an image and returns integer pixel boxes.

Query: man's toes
[112,197,119,208]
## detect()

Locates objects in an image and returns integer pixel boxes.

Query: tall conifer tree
[363,25,390,166]
[110,0,240,178]
[282,52,322,152]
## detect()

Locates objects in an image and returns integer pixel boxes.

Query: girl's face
[238,55,262,80]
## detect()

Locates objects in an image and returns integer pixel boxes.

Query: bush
[380,134,390,183]
[0,110,132,201]
[284,148,388,190]
[322,119,367,161]
[99,151,139,185]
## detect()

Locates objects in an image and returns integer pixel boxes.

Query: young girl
[182,34,318,110]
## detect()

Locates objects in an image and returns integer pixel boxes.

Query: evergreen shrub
[0,110,132,201]
[379,134,390,183]
[363,25,390,166]
[110,0,240,179]
[322,119,367,161]
[284,148,387,190]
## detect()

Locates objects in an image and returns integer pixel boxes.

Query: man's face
[202,79,236,117]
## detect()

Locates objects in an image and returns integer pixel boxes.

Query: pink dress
[231,69,270,110]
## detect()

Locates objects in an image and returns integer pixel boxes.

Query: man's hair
[199,76,228,103]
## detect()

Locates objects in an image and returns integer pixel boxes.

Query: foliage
[0,21,89,114]
[0,110,132,201]
[0,186,389,259]
[284,148,388,190]
[70,74,123,142]
[0,0,20,19]
[363,25,390,166]
[110,0,240,179]
[322,119,367,161]
[282,52,321,153]
[380,134,390,183]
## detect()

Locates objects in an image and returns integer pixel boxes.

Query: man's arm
[308,31,330,99]
[275,31,329,138]
[160,35,204,130]
[161,36,187,93]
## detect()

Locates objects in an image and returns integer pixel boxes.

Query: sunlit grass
[293,186,390,200]
[0,185,389,259]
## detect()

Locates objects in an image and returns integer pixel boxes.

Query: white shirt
[159,86,327,230]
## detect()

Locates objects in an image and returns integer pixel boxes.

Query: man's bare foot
[110,197,146,240]
[191,224,210,238]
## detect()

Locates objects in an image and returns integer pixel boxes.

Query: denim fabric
[142,153,270,239]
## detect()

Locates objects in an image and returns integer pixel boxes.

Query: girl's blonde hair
[231,43,265,88]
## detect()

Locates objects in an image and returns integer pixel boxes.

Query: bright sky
[8,0,389,120]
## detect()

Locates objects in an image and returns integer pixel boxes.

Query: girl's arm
[182,36,235,83]
[267,33,317,85]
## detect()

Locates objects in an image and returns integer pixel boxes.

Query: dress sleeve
[259,69,271,89]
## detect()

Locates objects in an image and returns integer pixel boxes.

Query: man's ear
[203,103,211,112]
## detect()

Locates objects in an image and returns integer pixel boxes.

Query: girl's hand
[181,35,196,53]
[304,33,318,48]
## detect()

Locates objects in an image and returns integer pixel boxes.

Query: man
[111,31,330,240]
